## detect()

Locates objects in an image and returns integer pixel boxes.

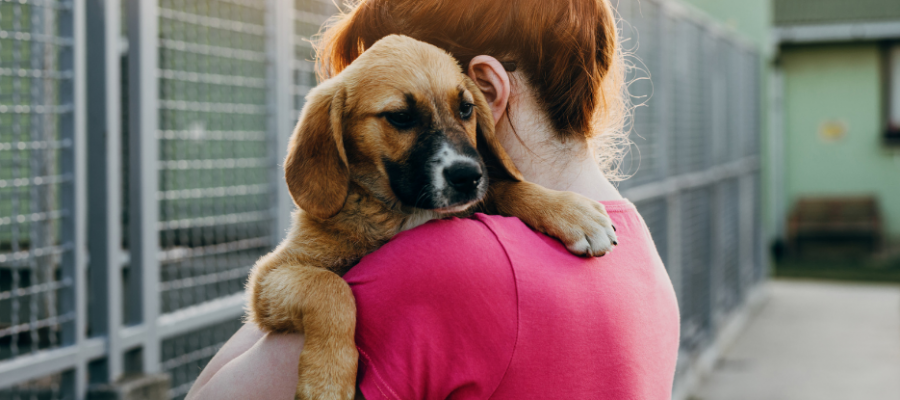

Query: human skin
[185,56,624,400]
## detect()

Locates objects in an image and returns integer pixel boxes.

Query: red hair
[316,0,629,174]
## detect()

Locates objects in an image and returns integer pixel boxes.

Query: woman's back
[345,200,680,399]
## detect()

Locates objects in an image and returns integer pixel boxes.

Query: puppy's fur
[247,35,618,400]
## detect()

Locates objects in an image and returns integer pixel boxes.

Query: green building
[771,0,900,244]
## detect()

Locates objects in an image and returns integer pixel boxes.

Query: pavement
[690,279,900,400]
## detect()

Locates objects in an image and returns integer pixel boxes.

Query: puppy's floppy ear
[284,79,349,220]
[464,76,524,182]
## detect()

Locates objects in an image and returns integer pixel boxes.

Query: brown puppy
[246,35,618,400]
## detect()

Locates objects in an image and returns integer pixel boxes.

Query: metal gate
[0,0,764,398]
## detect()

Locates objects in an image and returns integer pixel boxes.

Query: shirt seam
[476,217,521,400]
[599,199,636,213]
[357,346,402,400]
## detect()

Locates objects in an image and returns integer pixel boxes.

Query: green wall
[781,43,900,237]
[678,0,772,56]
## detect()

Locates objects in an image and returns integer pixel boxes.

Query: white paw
[566,222,618,257]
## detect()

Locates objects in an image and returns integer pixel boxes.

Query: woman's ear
[467,55,510,126]
[284,78,350,220]
[464,76,523,182]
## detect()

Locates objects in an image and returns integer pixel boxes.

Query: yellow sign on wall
[819,120,847,142]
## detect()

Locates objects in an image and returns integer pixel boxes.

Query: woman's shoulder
[346,215,523,399]
[343,214,521,291]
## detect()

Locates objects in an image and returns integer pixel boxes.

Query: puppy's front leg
[484,181,618,257]
[251,266,358,400]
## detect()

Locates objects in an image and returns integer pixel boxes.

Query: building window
[887,43,900,145]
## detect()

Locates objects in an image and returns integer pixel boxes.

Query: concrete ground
[690,279,900,400]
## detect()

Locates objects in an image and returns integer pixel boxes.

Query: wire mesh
[161,318,241,400]
[618,0,662,189]
[0,0,74,362]
[633,198,668,264]
[156,0,274,314]
[679,186,713,351]
[716,178,742,314]
[293,0,336,116]
[0,372,65,400]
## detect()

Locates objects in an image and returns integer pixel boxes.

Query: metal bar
[0,104,75,113]
[0,209,68,226]
[157,293,246,339]
[86,0,124,383]
[159,69,267,88]
[158,237,270,263]
[117,294,245,349]
[157,100,268,114]
[158,38,267,61]
[157,157,271,170]
[159,129,268,141]
[0,0,73,8]
[158,8,266,36]
[775,21,900,44]
[0,139,73,151]
[709,181,723,328]
[128,0,161,374]
[158,184,270,201]
[0,174,73,188]
[0,67,74,78]
[622,156,759,202]
[769,66,786,239]
[739,173,756,287]
[158,211,270,230]
[0,338,106,388]
[0,29,75,45]
[72,0,90,395]
[270,0,295,243]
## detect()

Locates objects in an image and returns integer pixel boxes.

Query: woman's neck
[495,88,623,203]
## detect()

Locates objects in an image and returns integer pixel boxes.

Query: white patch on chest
[400,209,442,232]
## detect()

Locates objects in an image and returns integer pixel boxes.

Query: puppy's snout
[443,162,482,193]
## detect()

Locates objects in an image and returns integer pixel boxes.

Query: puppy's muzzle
[443,162,483,195]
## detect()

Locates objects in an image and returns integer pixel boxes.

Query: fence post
[85,0,124,384]
[127,0,161,375]
[269,0,296,242]
[71,0,89,396]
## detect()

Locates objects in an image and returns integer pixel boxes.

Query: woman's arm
[185,323,304,400]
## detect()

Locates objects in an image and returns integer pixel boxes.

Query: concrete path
[690,279,900,400]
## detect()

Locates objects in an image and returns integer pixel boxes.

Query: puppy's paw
[296,343,358,400]
[488,181,618,257]
[535,191,618,257]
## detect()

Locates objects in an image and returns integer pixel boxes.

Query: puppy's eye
[385,112,417,129]
[459,103,474,120]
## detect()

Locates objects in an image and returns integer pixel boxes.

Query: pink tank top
[344,200,680,399]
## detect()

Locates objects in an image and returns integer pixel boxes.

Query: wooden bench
[786,196,883,258]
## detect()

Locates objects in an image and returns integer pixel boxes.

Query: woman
[187,0,679,398]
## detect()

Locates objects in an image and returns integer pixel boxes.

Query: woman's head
[316,0,629,176]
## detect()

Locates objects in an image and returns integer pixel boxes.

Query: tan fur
[246,35,617,400]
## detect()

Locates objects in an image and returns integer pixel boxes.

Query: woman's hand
[186,323,304,400]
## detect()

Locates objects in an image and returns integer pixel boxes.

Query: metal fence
[616,0,765,388]
[0,0,763,398]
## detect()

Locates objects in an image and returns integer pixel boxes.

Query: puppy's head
[285,35,522,220]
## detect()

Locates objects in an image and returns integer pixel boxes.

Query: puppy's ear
[284,79,350,220]
[465,77,524,182]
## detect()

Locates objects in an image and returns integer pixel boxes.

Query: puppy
[246,35,618,400]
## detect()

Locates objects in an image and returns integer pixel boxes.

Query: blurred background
[0,0,897,399]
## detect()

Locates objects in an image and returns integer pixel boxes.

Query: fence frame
[0,0,90,395]
[0,0,765,398]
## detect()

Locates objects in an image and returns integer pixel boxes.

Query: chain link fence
[0,0,764,398]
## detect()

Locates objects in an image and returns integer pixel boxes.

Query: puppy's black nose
[443,163,482,193]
